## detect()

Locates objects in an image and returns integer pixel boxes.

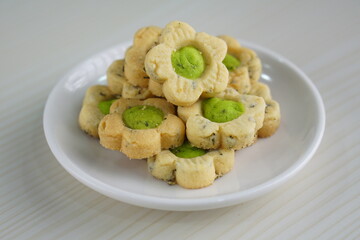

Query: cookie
[78,85,115,138]
[178,88,265,149]
[107,59,153,99]
[219,35,262,86]
[249,82,281,137]
[227,66,251,94]
[98,98,185,159]
[145,21,229,106]
[148,146,234,189]
[148,79,164,97]
[124,26,162,88]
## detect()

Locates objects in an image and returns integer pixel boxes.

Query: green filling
[222,54,241,71]
[202,97,245,123]
[171,46,205,79]
[98,99,117,115]
[170,141,207,158]
[122,105,164,129]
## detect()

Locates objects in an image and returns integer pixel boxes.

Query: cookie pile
[78,21,280,189]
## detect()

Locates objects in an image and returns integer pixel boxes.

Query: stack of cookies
[78,21,280,189]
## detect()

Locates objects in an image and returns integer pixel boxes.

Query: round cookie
[78,85,116,138]
[98,98,185,159]
[148,144,234,189]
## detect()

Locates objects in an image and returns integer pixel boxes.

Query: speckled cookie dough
[124,26,162,88]
[148,144,234,189]
[107,59,153,99]
[145,21,229,106]
[178,88,265,150]
[249,82,281,138]
[78,85,116,138]
[227,66,251,94]
[218,35,262,88]
[148,79,164,97]
[98,98,185,159]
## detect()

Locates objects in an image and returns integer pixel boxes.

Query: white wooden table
[1,0,359,239]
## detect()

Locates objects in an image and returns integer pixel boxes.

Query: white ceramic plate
[43,41,325,211]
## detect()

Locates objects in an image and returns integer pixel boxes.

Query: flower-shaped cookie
[145,21,229,106]
[148,144,234,189]
[78,85,116,138]
[219,35,262,88]
[124,26,162,88]
[98,98,185,159]
[107,59,153,99]
[249,82,281,138]
[178,88,266,150]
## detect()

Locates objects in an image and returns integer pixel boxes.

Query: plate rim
[43,40,326,211]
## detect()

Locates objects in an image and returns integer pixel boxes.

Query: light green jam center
[222,54,241,71]
[122,105,164,129]
[202,97,245,123]
[98,99,117,115]
[171,46,205,79]
[170,141,207,158]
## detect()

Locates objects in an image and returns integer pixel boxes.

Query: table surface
[1,0,359,239]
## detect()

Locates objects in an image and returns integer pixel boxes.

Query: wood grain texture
[1,0,359,239]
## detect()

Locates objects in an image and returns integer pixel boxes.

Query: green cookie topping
[171,46,205,79]
[122,105,164,129]
[202,97,245,123]
[98,99,117,115]
[170,141,207,158]
[222,54,241,71]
